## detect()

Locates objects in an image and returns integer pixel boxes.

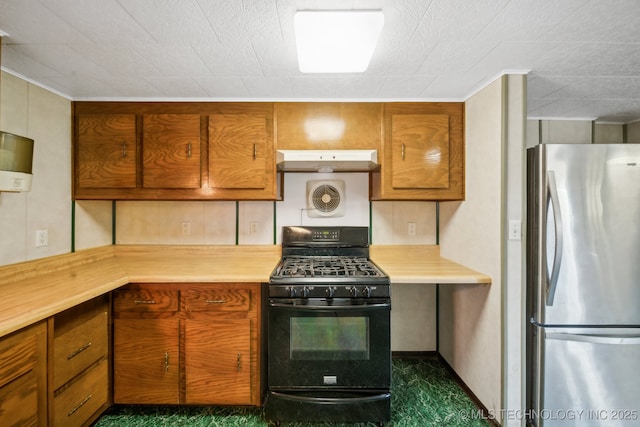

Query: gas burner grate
[276,256,384,278]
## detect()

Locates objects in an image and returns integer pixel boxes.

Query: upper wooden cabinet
[371,102,465,200]
[208,103,277,199]
[142,114,201,189]
[73,102,278,200]
[75,113,137,189]
[275,102,382,151]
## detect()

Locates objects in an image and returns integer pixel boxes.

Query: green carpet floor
[95,357,490,426]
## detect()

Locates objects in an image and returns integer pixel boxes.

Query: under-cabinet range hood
[276,150,378,172]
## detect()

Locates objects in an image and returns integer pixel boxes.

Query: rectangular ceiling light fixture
[294,10,384,73]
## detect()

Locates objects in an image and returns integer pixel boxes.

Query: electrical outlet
[408,222,416,236]
[35,229,48,247]
[181,222,191,236]
[509,220,521,240]
[250,222,259,234]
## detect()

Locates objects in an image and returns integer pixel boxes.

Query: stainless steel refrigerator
[526,144,640,426]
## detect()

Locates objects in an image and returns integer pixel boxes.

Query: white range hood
[276,150,378,172]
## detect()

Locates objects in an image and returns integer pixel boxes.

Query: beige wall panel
[391,284,436,352]
[439,77,503,416]
[594,123,623,144]
[371,201,437,245]
[75,200,113,250]
[540,119,592,144]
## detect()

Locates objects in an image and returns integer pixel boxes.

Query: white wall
[439,76,506,419]
[0,71,72,264]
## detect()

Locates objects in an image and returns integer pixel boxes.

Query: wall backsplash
[110,173,437,246]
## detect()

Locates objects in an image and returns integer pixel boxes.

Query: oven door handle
[269,302,390,310]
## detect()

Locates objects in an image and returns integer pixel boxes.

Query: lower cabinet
[0,322,47,427]
[50,295,110,427]
[113,283,262,406]
[113,318,180,404]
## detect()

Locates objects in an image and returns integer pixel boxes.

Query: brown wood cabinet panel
[0,322,46,427]
[52,359,108,427]
[371,102,465,200]
[0,369,40,427]
[76,114,137,189]
[390,114,450,189]
[53,311,108,390]
[184,319,251,404]
[209,113,269,189]
[183,288,251,312]
[142,114,201,189]
[113,318,180,404]
[275,102,382,150]
[113,289,179,312]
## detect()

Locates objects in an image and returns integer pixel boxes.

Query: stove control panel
[269,284,389,299]
[312,230,340,241]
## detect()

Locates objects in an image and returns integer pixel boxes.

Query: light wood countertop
[370,245,492,284]
[114,245,282,283]
[0,244,490,338]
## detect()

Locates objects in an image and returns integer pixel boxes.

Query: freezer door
[530,328,640,426]
[528,144,640,325]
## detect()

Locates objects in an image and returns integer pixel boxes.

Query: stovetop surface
[274,256,386,279]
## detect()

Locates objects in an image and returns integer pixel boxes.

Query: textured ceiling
[1,0,639,123]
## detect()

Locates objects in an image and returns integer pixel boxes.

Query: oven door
[268,298,391,390]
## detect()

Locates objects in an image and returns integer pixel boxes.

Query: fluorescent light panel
[294,10,384,73]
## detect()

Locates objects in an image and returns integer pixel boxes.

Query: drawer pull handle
[68,394,92,416]
[187,142,192,158]
[122,142,127,158]
[253,143,257,160]
[401,143,406,160]
[134,300,157,304]
[67,342,92,360]
[164,352,170,373]
[206,299,226,304]
[237,352,241,371]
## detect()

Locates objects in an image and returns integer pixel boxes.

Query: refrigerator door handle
[546,171,563,306]
[546,332,640,345]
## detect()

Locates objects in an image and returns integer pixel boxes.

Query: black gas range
[264,226,391,426]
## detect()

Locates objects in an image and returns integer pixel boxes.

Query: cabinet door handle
[133,300,157,304]
[236,352,242,371]
[401,143,405,160]
[67,394,92,416]
[67,342,92,360]
[253,143,257,160]
[206,299,226,304]
[164,352,170,373]
[122,142,127,158]
[187,142,192,158]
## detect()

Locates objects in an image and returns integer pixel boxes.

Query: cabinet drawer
[0,330,39,388]
[183,288,251,312]
[53,359,108,427]
[0,369,39,427]
[114,289,179,312]
[54,311,108,390]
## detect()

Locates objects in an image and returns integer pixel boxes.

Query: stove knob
[302,287,310,298]
[289,287,297,298]
[350,287,359,297]
[325,287,335,298]
[363,286,371,298]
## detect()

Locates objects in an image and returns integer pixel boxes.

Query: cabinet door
[209,113,271,189]
[113,318,179,404]
[371,102,464,201]
[142,114,201,189]
[76,114,136,188]
[0,322,46,427]
[184,319,252,405]
[390,114,449,189]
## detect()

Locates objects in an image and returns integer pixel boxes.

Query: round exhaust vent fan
[306,180,345,218]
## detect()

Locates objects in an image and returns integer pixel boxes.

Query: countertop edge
[0,244,491,338]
